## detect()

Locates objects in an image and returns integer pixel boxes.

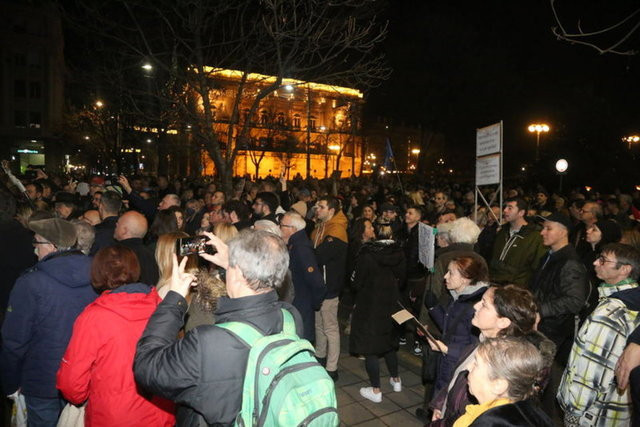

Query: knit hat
[291,200,308,218]
[28,218,77,248]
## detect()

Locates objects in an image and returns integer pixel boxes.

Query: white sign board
[476,123,501,157]
[476,154,500,186]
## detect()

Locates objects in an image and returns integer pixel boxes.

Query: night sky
[366,1,640,189]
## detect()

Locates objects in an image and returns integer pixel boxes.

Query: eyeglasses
[596,255,627,267]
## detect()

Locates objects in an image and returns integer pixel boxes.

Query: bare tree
[65,0,389,194]
[550,0,640,55]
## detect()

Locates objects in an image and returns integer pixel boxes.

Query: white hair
[449,217,481,244]
[228,229,289,291]
[283,211,306,232]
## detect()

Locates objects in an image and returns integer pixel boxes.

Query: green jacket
[489,222,546,287]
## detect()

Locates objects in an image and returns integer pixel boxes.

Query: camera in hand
[177,236,217,257]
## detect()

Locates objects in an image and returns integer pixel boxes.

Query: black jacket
[402,223,426,280]
[349,240,406,355]
[529,245,588,348]
[134,290,303,426]
[118,237,159,286]
[0,219,36,313]
[89,215,118,256]
[288,230,326,342]
[469,399,553,426]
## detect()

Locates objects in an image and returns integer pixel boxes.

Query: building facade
[195,68,364,179]
[0,1,65,172]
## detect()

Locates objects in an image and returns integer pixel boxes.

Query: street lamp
[622,135,640,149]
[95,100,104,108]
[555,158,568,193]
[528,123,550,161]
[141,63,153,71]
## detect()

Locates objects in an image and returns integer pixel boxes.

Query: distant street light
[141,63,153,71]
[95,100,104,108]
[328,144,340,151]
[556,158,568,193]
[411,148,421,154]
[528,123,550,161]
[622,135,640,149]
[284,84,294,91]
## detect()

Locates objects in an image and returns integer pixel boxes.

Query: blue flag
[383,138,395,170]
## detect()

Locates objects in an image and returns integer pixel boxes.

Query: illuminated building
[193,68,364,178]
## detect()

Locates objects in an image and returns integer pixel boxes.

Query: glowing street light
[328,144,340,151]
[555,158,568,193]
[528,123,550,161]
[95,100,104,108]
[411,148,421,155]
[283,84,294,91]
[141,63,153,71]
[622,135,640,149]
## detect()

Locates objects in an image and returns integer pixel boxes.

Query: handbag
[57,403,85,427]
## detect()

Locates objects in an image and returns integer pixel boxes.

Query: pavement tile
[379,409,424,427]
[384,388,424,408]
[352,419,388,426]
[337,387,355,407]
[342,381,370,402]
[361,394,401,418]
[336,370,367,387]
[338,402,376,425]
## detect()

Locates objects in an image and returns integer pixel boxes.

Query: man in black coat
[279,211,326,343]
[134,229,304,425]
[89,190,121,255]
[529,212,587,421]
[113,211,159,286]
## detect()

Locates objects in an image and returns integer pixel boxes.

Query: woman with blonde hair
[155,232,199,298]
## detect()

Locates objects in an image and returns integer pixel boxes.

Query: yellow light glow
[411,148,421,154]
[200,67,363,99]
[95,100,104,108]
[328,144,341,151]
[528,123,550,133]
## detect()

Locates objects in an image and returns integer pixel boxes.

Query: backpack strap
[281,309,296,336]
[217,309,297,346]
[217,321,264,347]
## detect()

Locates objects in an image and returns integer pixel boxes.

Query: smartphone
[176,236,217,257]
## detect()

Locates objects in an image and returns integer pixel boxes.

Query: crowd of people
[2,168,640,426]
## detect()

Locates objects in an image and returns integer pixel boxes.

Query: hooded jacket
[349,240,406,355]
[0,250,97,397]
[429,283,487,393]
[489,222,546,287]
[311,210,348,298]
[57,283,175,427]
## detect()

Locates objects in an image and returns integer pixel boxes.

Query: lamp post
[408,147,420,172]
[555,158,568,193]
[528,123,550,161]
[623,135,640,149]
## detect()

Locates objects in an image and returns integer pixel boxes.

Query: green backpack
[217,309,339,427]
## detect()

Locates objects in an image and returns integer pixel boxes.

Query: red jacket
[57,284,175,427]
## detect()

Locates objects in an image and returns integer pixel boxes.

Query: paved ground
[334,335,427,426]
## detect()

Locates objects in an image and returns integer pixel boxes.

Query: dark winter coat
[0,250,97,397]
[402,223,426,280]
[57,283,175,426]
[468,399,553,426]
[529,244,588,360]
[349,240,406,355]
[118,237,159,287]
[0,219,36,313]
[311,211,349,299]
[89,215,118,256]
[288,229,326,342]
[429,284,487,392]
[134,290,304,426]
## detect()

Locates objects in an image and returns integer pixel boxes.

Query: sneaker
[359,387,382,403]
[413,342,423,356]
[399,337,407,345]
[389,377,402,392]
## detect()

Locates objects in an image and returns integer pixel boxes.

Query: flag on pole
[383,138,395,170]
